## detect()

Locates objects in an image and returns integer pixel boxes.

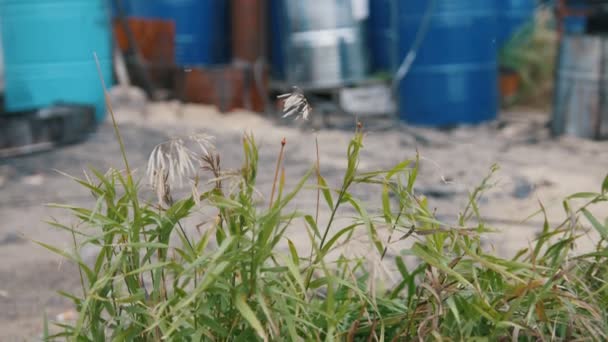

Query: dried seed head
[278,87,311,121]
[146,134,215,206]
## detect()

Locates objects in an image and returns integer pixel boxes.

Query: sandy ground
[1,100,607,340]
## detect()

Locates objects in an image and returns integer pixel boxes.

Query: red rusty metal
[176,0,270,112]
[180,65,268,113]
[113,18,175,66]
[113,18,176,89]
[231,0,266,63]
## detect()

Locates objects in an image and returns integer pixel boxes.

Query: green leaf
[602,174,608,194]
[287,239,300,266]
[255,291,279,338]
[282,254,306,293]
[209,195,244,209]
[344,195,383,254]
[407,154,419,192]
[114,242,170,249]
[42,311,49,341]
[447,297,461,326]
[567,192,601,199]
[304,215,321,239]
[124,261,173,276]
[235,292,268,340]
[318,175,334,211]
[386,159,412,179]
[411,243,474,289]
[53,168,98,190]
[582,208,608,240]
[320,224,359,255]
[114,291,146,304]
[57,290,81,303]
[46,220,90,237]
[31,240,94,282]
[533,200,551,261]
[395,255,409,278]
[390,256,413,298]
[382,182,392,225]
[276,168,313,210]
[182,235,234,276]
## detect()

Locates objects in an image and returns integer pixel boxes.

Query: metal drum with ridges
[269,0,287,80]
[552,35,608,139]
[496,0,536,48]
[368,0,396,72]
[396,0,498,126]
[269,0,368,88]
[129,0,229,66]
[0,0,112,122]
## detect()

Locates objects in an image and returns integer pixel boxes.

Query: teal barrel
[0,0,112,122]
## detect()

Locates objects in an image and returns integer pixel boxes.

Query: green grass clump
[40,121,608,341]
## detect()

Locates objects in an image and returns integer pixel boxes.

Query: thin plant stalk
[269,137,286,208]
[305,136,321,280]
[315,136,321,224]
[93,52,131,180]
[306,122,363,289]
[381,204,406,261]
[70,227,86,298]
[318,122,363,251]
[94,52,143,305]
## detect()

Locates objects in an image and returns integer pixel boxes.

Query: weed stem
[269,138,286,208]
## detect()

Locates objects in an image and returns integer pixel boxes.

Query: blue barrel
[396,1,498,126]
[129,0,229,66]
[497,0,536,48]
[368,0,395,72]
[269,0,287,80]
[562,0,588,34]
[0,0,112,122]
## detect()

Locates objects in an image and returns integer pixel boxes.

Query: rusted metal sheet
[113,18,176,90]
[232,0,266,63]
[113,18,175,65]
[180,65,267,113]
[552,34,608,139]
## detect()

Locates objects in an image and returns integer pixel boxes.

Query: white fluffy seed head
[278,87,311,121]
[146,134,215,206]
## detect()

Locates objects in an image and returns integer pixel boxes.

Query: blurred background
[2,0,608,139]
[2,0,608,340]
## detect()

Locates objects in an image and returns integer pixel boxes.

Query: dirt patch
[1,102,606,340]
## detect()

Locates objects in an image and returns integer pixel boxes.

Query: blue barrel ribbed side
[562,0,587,34]
[397,0,498,126]
[269,0,287,80]
[0,0,112,122]
[497,0,536,48]
[368,0,394,72]
[129,0,229,66]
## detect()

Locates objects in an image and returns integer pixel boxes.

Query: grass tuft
[40,93,608,340]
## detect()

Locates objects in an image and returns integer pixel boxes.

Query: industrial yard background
[1,0,608,340]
